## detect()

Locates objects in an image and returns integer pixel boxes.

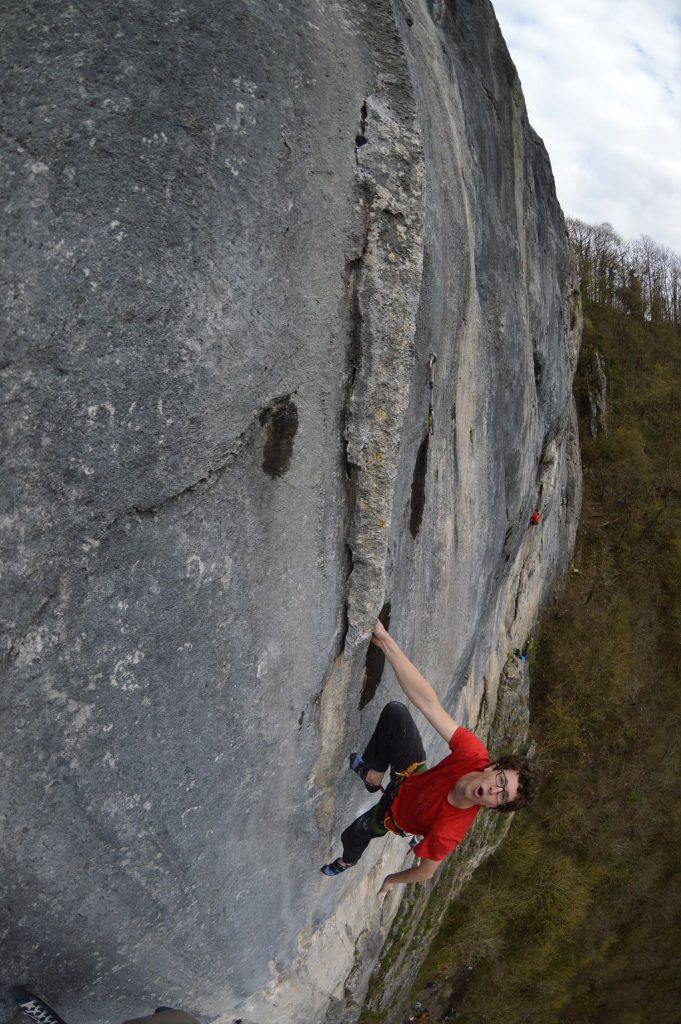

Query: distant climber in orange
[321,621,540,895]
[529,508,541,526]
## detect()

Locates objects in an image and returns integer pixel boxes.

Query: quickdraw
[427,352,437,435]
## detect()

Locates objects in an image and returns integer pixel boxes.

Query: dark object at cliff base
[12,988,69,1024]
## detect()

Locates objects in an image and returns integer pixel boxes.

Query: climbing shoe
[11,989,68,1024]
[321,857,355,876]
[349,752,382,793]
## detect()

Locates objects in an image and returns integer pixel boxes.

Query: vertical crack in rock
[536,431,560,504]
[341,223,369,643]
[359,600,391,709]
[336,544,353,658]
[343,211,368,447]
[343,93,425,653]
[3,587,60,668]
[511,565,525,627]
[355,99,369,152]
[409,432,430,539]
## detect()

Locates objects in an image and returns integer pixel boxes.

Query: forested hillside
[407,233,681,1024]
[568,216,681,323]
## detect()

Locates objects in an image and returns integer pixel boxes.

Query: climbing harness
[427,352,437,435]
[396,759,428,782]
[382,759,428,836]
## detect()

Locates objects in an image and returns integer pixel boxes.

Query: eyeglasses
[494,770,510,806]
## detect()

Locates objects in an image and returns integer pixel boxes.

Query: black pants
[341,701,426,864]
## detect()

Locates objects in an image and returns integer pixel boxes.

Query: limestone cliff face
[1,3,580,1024]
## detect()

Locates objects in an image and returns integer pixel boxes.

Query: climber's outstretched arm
[370,622,459,743]
[378,858,439,896]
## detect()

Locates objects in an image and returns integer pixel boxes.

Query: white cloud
[493,0,681,253]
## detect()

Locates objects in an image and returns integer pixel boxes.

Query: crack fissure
[409,432,430,539]
[354,99,369,157]
[339,183,372,653]
[97,416,260,546]
[3,587,60,669]
[359,600,391,709]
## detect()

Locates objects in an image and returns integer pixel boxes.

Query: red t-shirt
[390,726,490,861]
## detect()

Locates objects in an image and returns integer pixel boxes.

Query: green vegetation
[412,295,681,1022]
[568,217,681,324]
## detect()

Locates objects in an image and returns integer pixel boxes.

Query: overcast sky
[492,0,681,255]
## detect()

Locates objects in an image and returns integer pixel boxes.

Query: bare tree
[567,216,681,323]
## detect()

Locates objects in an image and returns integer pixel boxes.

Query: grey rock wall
[1,2,581,1024]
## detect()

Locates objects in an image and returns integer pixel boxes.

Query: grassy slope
[410,303,681,1024]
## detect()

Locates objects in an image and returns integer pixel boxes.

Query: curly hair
[492,753,541,812]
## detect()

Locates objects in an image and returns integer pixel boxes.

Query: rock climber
[321,621,541,896]
[529,509,541,526]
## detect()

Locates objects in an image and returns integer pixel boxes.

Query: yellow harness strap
[383,760,427,835]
